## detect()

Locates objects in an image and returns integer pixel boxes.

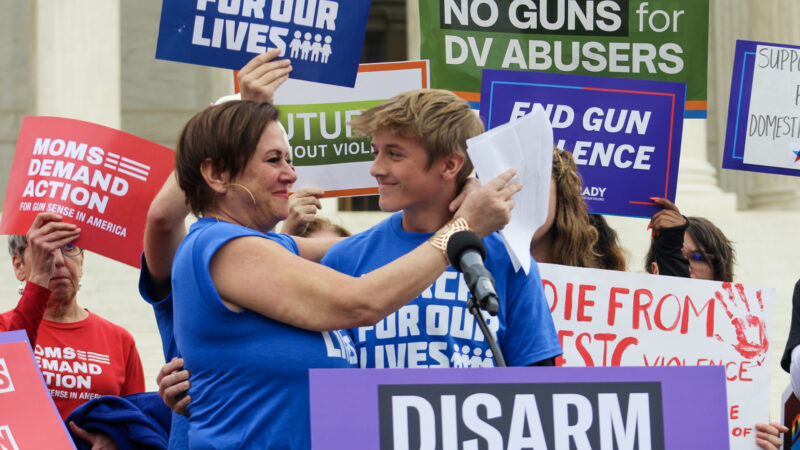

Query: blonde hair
[349,89,483,186]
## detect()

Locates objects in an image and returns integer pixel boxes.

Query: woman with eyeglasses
[2,212,76,342]
[4,212,145,421]
[644,198,735,282]
[645,199,788,449]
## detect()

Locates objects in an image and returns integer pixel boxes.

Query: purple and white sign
[309,366,729,449]
[155,0,370,87]
[722,40,800,177]
[480,70,686,218]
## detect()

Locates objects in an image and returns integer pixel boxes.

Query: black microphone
[446,230,499,316]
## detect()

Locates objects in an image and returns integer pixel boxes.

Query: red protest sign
[0,330,75,449]
[0,117,175,268]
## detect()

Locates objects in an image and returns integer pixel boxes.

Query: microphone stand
[466,295,506,367]
[445,229,507,367]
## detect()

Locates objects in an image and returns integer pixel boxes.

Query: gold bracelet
[428,217,470,264]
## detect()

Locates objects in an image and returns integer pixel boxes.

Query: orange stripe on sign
[685,100,707,110]
[358,61,429,88]
[452,91,481,102]
[358,61,425,72]
[290,187,379,198]
[236,61,429,93]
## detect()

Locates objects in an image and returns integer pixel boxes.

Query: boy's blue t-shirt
[321,212,562,368]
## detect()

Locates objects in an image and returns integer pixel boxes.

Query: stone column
[36,0,121,128]
[406,0,420,60]
[674,119,737,212]
[0,1,35,203]
[120,0,229,149]
[671,0,738,212]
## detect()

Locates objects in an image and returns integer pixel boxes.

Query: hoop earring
[18,283,24,295]
[228,183,257,208]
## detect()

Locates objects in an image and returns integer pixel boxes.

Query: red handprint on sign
[715,282,769,365]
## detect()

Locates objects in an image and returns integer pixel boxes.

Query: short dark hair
[175,100,280,215]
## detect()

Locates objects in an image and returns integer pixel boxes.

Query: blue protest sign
[480,69,686,218]
[155,0,370,87]
[722,40,800,177]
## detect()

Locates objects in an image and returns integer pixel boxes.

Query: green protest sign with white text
[419,0,709,117]
[279,100,381,166]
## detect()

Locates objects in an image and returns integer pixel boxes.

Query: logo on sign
[582,186,607,201]
[0,425,19,450]
[0,359,14,394]
[192,0,339,64]
[31,137,152,183]
[378,382,664,450]
[23,138,153,215]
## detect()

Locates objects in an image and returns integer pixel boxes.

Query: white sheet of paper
[466,106,553,273]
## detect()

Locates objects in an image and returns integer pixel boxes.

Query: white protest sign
[274,60,430,197]
[743,45,800,169]
[539,263,773,449]
[467,106,553,274]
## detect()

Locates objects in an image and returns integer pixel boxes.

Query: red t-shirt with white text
[32,311,145,419]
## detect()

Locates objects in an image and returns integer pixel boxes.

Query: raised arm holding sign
[4,226,145,421]
[237,48,293,103]
[0,117,175,267]
[0,213,79,343]
[0,119,154,421]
